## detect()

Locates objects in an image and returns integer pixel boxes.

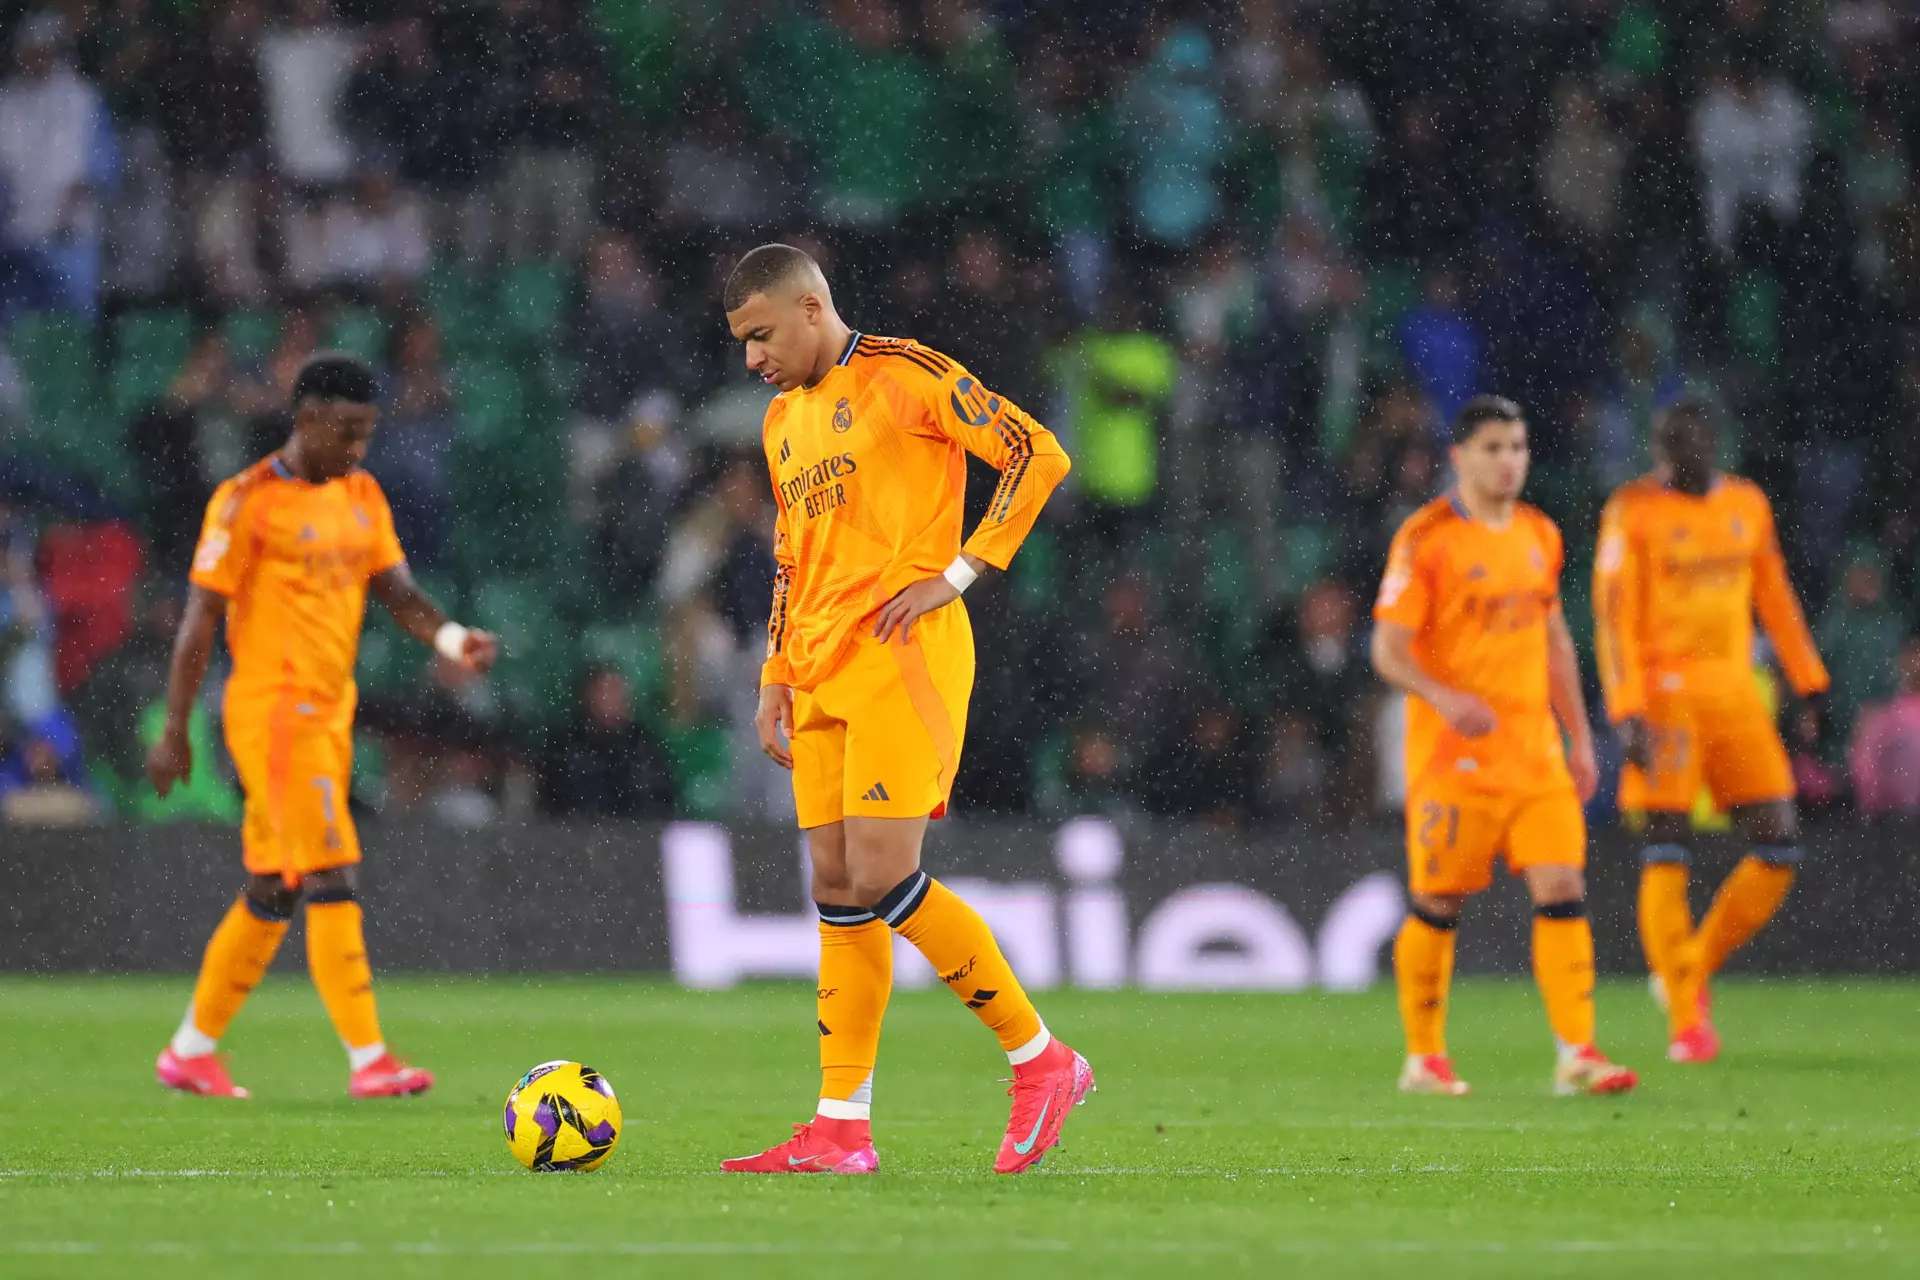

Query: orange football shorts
[224,689,361,884]
[788,601,974,830]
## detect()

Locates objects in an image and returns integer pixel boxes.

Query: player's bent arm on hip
[369,563,497,673]
[1369,621,1497,738]
[1547,608,1599,802]
[871,355,1072,648]
[871,552,987,646]
[146,584,226,797]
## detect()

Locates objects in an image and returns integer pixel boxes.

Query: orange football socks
[1637,846,1695,1004]
[1394,910,1456,1057]
[1697,851,1798,976]
[173,895,291,1054]
[305,893,385,1063]
[814,907,893,1119]
[879,872,1046,1060]
[1532,902,1597,1050]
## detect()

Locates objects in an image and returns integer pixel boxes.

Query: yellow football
[502,1060,622,1172]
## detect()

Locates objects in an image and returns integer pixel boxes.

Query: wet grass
[1,975,1915,1278]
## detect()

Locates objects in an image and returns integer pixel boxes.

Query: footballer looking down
[720,243,1089,1175]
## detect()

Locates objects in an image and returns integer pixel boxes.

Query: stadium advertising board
[5,820,1917,979]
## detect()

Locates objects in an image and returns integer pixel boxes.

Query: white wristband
[943,556,979,594]
[434,622,471,662]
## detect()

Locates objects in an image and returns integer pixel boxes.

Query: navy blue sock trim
[1751,843,1803,866]
[817,902,878,926]
[305,886,358,905]
[876,870,932,928]
[1640,842,1692,866]
[1534,900,1587,920]
[243,894,294,923]
[1409,906,1458,932]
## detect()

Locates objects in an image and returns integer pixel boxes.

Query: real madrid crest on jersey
[833,396,853,433]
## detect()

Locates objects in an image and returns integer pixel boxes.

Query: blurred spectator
[1588,308,1687,490]
[1144,702,1254,826]
[0,12,112,313]
[930,229,1030,401]
[369,313,457,569]
[1365,96,1473,260]
[0,707,98,825]
[1022,45,1119,318]
[1816,545,1904,754]
[539,665,674,818]
[316,167,430,295]
[590,392,690,601]
[1254,710,1330,823]
[1049,284,1177,544]
[1073,577,1196,776]
[1539,80,1625,252]
[363,652,506,826]
[35,518,143,698]
[1690,59,1812,256]
[258,0,359,188]
[496,0,602,261]
[572,231,686,477]
[157,2,266,174]
[1,505,57,728]
[656,95,794,231]
[346,15,494,201]
[102,124,175,304]
[657,450,774,727]
[1042,724,1138,823]
[1398,267,1481,429]
[1850,635,1920,817]
[68,583,176,790]
[127,329,229,571]
[1118,23,1227,249]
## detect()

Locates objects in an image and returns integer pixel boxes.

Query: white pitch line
[1,1238,1891,1259]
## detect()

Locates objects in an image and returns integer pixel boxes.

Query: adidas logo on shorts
[861,782,891,803]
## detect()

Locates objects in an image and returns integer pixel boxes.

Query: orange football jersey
[760,333,1071,691]
[1374,496,1572,797]
[1594,474,1828,721]
[190,456,406,704]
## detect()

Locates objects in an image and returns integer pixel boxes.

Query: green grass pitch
[1,975,1915,1278]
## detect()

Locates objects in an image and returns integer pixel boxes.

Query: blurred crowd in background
[3,0,1920,829]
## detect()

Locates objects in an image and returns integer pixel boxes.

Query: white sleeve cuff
[943,556,979,594]
[434,622,471,662]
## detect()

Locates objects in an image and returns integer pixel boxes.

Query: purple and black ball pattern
[503,1060,622,1173]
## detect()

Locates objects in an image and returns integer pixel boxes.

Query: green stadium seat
[663,722,731,819]
[222,309,279,363]
[326,308,388,363]
[107,309,190,420]
[1279,524,1333,597]
[471,577,576,730]
[452,362,528,446]
[495,262,573,348]
[12,312,98,424]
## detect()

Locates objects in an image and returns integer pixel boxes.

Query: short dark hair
[291,352,377,408]
[1450,394,1524,443]
[722,243,818,311]
[1654,398,1715,441]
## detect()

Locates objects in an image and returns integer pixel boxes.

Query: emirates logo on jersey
[833,397,853,433]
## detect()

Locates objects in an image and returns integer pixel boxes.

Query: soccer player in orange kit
[1594,401,1829,1064]
[147,354,497,1100]
[717,244,1089,1175]
[1372,396,1638,1099]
